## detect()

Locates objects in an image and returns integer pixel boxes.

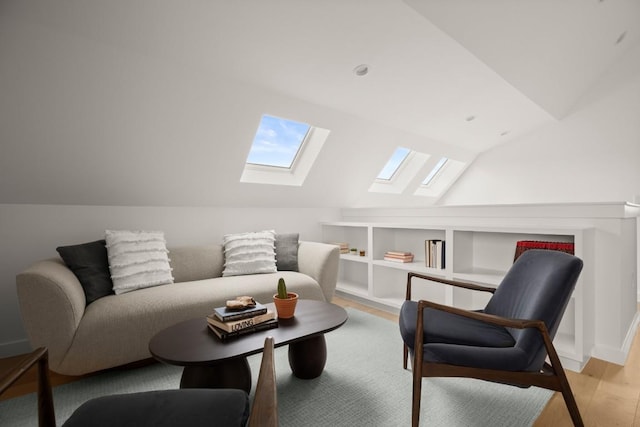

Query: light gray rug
[0,308,552,426]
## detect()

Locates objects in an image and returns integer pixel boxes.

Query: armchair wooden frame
[0,346,55,427]
[1,338,278,427]
[404,271,583,427]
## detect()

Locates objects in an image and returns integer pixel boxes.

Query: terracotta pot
[273,292,299,319]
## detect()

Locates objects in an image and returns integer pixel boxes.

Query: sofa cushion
[222,230,277,277]
[56,240,114,305]
[169,245,224,282]
[275,233,299,272]
[105,230,174,295]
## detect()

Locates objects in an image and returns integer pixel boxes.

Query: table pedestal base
[179,334,328,390]
[288,334,327,379]
[180,357,251,392]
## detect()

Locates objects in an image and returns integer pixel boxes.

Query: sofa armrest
[16,259,86,372]
[297,242,340,302]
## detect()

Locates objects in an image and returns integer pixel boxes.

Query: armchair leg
[411,354,422,427]
[403,345,409,370]
[37,351,55,427]
[556,367,583,427]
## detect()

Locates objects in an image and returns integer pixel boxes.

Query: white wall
[0,204,341,357]
[441,47,640,206]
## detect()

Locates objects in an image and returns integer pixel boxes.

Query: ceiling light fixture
[353,64,370,76]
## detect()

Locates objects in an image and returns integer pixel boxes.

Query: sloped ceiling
[405,0,640,119]
[0,0,638,208]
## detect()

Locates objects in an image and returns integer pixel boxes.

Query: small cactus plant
[277,277,288,299]
[274,277,297,318]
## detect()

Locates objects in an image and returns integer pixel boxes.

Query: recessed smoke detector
[353,64,370,76]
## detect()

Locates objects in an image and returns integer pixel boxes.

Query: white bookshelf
[322,221,589,371]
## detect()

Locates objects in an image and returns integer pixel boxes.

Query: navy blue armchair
[399,249,584,427]
[1,338,278,427]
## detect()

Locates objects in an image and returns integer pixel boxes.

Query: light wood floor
[2,296,639,426]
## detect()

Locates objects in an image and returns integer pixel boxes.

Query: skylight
[241,114,331,186]
[422,157,448,186]
[246,115,311,169]
[369,147,470,200]
[377,147,411,180]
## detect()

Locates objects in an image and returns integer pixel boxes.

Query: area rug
[0,308,552,426]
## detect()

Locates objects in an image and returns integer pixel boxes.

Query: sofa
[16,241,339,375]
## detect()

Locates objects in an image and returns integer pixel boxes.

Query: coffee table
[149,299,348,392]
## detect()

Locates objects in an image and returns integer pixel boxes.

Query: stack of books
[383,251,414,263]
[333,242,350,254]
[425,239,445,269]
[207,302,278,341]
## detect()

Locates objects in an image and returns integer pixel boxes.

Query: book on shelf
[331,242,350,254]
[513,240,575,262]
[212,302,268,322]
[424,240,445,269]
[383,255,414,263]
[208,318,279,341]
[383,251,414,263]
[385,251,412,257]
[207,310,276,333]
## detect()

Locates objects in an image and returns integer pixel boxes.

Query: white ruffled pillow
[105,230,174,295]
[222,230,277,277]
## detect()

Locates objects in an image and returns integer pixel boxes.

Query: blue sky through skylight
[422,157,448,185]
[377,147,411,180]
[247,115,310,168]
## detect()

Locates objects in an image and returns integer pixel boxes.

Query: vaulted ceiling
[1,0,638,207]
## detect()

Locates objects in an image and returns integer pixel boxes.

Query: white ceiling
[5,0,637,154]
[1,0,638,208]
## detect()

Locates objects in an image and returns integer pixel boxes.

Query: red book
[514,241,574,262]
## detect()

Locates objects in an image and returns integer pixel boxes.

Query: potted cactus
[273,277,298,319]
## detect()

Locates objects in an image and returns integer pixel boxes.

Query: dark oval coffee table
[149,299,348,392]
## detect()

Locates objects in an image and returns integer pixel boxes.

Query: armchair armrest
[16,259,87,372]
[0,347,55,427]
[248,337,278,427]
[406,271,496,301]
[297,241,340,302]
[417,299,545,332]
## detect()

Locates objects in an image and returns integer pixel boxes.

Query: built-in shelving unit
[322,221,589,371]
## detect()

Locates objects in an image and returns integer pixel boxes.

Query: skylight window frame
[414,158,468,198]
[244,127,312,175]
[245,114,312,171]
[421,157,449,187]
[241,115,330,187]
[375,147,413,183]
[369,149,430,194]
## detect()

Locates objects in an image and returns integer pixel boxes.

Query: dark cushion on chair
[399,300,530,371]
[62,389,250,427]
[399,300,515,349]
[422,343,531,371]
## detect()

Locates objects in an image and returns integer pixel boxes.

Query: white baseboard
[559,357,585,373]
[591,311,640,366]
[0,339,31,358]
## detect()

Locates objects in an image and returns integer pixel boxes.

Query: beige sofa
[16,241,339,375]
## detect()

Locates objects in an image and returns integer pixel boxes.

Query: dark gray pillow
[56,240,114,305]
[275,233,299,271]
